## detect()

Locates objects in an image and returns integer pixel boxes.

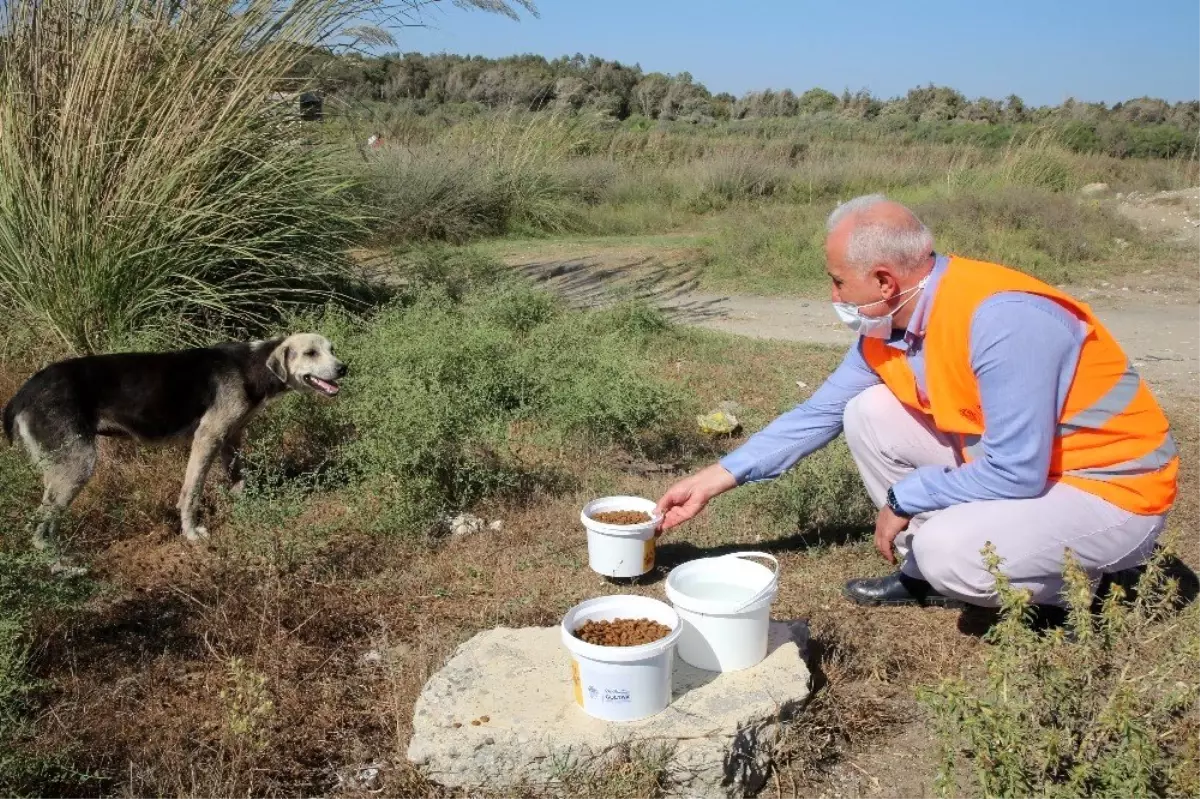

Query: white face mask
[832,276,930,339]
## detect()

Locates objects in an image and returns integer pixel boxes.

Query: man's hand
[874,505,910,564]
[654,464,737,535]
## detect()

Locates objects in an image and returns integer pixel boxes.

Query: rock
[333,762,385,793]
[488,519,504,532]
[1079,182,1109,198]
[696,410,741,436]
[407,622,811,798]
[796,381,809,390]
[448,513,486,537]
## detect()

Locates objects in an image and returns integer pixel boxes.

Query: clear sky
[389,0,1200,106]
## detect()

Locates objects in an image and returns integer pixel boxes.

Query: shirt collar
[887,253,950,351]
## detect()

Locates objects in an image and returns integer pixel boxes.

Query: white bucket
[664,551,779,673]
[560,594,682,722]
[581,496,660,578]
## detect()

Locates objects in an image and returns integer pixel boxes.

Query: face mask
[832,276,929,339]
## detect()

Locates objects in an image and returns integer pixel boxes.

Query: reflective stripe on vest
[1059,361,1141,436]
[1064,433,1178,480]
[961,361,1146,460]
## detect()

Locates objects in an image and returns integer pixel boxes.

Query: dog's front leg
[178,423,223,542]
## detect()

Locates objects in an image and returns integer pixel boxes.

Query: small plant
[220,657,275,756]
[918,542,1199,798]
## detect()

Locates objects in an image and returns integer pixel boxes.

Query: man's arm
[890,293,1086,514]
[720,340,882,484]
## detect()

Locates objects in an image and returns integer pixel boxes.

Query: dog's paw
[183,525,210,543]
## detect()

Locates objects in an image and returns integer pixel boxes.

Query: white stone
[1079,182,1109,198]
[449,513,486,537]
[407,622,811,798]
[488,519,505,532]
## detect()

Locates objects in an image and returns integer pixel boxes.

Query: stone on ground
[407,621,811,798]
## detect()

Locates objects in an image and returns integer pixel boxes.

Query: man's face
[825,225,895,314]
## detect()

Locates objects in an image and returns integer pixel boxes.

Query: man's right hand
[654,464,738,535]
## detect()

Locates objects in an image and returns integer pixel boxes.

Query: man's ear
[267,343,290,383]
[873,267,897,298]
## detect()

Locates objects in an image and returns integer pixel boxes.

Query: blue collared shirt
[719,254,1089,514]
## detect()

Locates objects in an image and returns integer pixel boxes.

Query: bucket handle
[719,551,779,612]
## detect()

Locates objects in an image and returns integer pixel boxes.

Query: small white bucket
[580,496,660,578]
[560,594,682,722]
[664,551,779,673]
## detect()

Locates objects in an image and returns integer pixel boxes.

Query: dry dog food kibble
[589,510,652,525]
[574,617,672,646]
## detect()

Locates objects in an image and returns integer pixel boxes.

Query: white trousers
[843,385,1166,607]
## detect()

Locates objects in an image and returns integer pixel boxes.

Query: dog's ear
[266,343,290,384]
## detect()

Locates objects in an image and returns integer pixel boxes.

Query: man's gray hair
[826,194,934,274]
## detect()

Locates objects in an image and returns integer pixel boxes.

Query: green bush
[241,254,691,534]
[364,113,601,243]
[919,544,1199,798]
[913,187,1147,284]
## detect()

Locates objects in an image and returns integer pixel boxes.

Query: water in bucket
[665,552,779,672]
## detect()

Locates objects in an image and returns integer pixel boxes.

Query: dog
[2,334,345,550]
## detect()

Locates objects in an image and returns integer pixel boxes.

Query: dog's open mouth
[302,374,340,397]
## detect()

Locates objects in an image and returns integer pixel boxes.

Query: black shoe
[843,572,966,608]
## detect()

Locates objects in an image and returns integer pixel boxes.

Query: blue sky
[390,0,1200,106]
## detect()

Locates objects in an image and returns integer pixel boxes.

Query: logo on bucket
[601,688,631,704]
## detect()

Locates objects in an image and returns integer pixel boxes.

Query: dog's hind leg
[32,438,97,553]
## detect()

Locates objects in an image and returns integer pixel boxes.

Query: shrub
[364,113,599,243]
[912,187,1147,284]
[688,154,789,211]
[919,543,1200,798]
[0,0,372,353]
[241,256,691,534]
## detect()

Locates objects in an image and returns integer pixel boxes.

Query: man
[655,194,1178,613]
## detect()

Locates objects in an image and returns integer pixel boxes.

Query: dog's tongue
[311,377,340,396]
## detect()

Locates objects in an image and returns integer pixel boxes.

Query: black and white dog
[3,334,345,549]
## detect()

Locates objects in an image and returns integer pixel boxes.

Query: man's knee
[843,385,900,447]
[910,521,999,606]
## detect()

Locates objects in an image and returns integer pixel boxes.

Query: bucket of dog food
[665,552,779,672]
[581,496,660,578]
[561,594,682,722]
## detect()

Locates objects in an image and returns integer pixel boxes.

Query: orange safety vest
[861,255,1177,515]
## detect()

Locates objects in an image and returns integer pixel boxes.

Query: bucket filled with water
[664,552,779,672]
[580,496,660,578]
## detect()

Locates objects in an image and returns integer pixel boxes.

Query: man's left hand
[874,506,910,564]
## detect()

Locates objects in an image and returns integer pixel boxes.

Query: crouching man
[655,194,1178,616]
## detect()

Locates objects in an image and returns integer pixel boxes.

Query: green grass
[690,185,1157,296]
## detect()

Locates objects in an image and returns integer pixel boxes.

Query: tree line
[301,51,1199,158]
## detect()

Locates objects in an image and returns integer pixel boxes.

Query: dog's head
[266,333,346,397]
